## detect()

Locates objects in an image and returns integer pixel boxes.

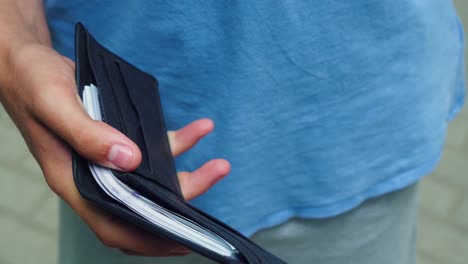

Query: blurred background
[1,1,468,264]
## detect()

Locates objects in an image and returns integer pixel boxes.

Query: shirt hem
[241,94,465,237]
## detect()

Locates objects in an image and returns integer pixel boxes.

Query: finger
[25,53,141,171]
[61,56,76,69]
[86,207,190,256]
[168,118,214,157]
[178,159,231,200]
[26,121,187,257]
[20,117,77,198]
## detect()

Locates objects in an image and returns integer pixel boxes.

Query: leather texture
[72,23,286,264]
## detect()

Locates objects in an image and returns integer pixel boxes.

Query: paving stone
[0,214,57,264]
[420,177,458,218]
[457,105,468,122]
[445,115,468,150]
[0,166,49,216]
[454,195,468,231]
[0,256,14,264]
[418,213,468,264]
[417,252,440,264]
[432,148,468,187]
[32,193,59,234]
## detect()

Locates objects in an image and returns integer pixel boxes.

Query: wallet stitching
[116,61,183,194]
[111,60,152,176]
[85,37,123,133]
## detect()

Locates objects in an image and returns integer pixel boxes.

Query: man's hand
[0,0,230,256]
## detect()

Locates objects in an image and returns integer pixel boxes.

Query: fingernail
[108,144,134,170]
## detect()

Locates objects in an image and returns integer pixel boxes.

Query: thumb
[31,79,141,171]
[10,45,141,171]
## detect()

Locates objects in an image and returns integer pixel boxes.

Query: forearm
[0,0,50,45]
[0,0,50,93]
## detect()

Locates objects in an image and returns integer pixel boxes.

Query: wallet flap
[72,23,287,264]
[75,23,183,197]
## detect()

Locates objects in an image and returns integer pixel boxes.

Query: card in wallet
[72,23,287,264]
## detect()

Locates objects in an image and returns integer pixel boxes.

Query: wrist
[0,1,51,93]
[0,0,50,45]
[0,0,51,55]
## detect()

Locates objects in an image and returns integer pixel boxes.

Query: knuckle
[89,216,121,249]
[42,169,58,192]
[29,89,49,115]
[30,80,73,113]
[40,161,62,195]
[71,125,108,157]
[70,125,93,147]
[97,234,118,248]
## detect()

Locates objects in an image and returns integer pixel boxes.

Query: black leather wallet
[72,23,286,264]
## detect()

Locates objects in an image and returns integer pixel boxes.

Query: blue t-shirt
[46,0,465,236]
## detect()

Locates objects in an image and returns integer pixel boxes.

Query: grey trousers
[59,184,419,264]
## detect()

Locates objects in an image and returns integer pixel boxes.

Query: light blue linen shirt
[46,0,464,236]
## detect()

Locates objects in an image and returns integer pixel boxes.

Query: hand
[0,42,230,256]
